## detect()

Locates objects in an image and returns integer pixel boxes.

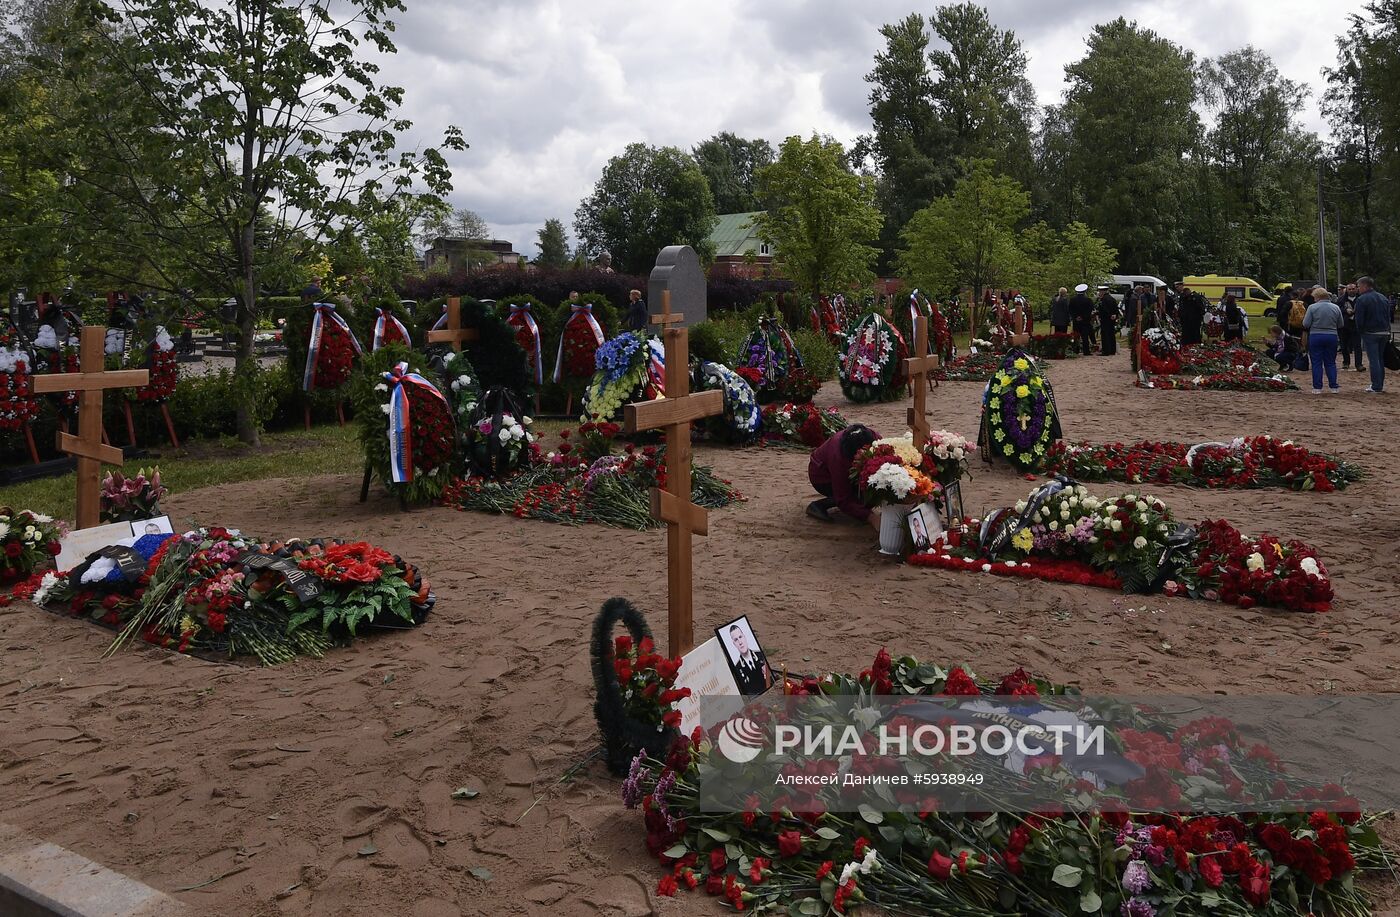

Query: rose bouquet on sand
[37,527,433,665]
[0,508,63,582]
[1045,437,1361,493]
[443,423,742,530]
[622,648,1384,917]
[1137,371,1296,392]
[761,402,848,449]
[850,436,937,507]
[99,467,168,523]
[911,481,1335,611]
[1172,520,1334,613]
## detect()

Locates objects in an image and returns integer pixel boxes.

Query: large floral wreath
[304,303,362,392]
[1139,327,1183,375]
[129,326,178,403]
[737,316,803,402]
[354,346,456,502]
[838,313,907,403]
[695,361,761,444]
[980,350,1060,471]
[0,335,38,432]
[584,332,665,421]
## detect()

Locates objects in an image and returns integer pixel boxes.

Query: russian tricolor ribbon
[303,302,362,392]
[383,361,449,483]
[507,303,543,384]
[372,307,410,351]
[553,302,605,383]
[646,337,666,398]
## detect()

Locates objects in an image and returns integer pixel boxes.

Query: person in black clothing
[1336,283,1363,370]
[1178,285,1206,345]
[625,288,648,332]
[1122,285,1141,335]
[1222,293,1246,342]
[1069,284,1095,356]
[1097,288,1119,355]
[1050,287,1071,334]
[301,276,323,306]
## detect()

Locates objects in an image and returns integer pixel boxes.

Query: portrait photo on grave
[129,515,174,538]
[908,501,944,551]
[716,615,775,696]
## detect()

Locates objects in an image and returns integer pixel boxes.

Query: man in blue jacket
[1354,276,1392,393]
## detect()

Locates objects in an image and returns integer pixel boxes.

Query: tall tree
[1199,48,1315,281]
[45,0,463,444]
[927,3,1036,182]
[1324,9,1400,285]
[574,143,716,274]
[691,133,774,213]
[1050,18,1199,278]
[898,158,1030,302]
[417,207,491,246]
[856,13,954,269]
[1051,221,1119,290]
[535,218,570,267]
[751,135,881,298]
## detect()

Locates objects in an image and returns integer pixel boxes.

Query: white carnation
[1246,552,1265,572]
[1300,557,1320,576]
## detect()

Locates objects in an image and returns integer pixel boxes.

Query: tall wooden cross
[32,325,148,529]
[427,297,480,352]
[624,291,724,657]
[903,314,940,444]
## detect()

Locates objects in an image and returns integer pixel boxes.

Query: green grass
[0,425,365,522]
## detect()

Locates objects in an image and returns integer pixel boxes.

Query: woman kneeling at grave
[807,424,882,529]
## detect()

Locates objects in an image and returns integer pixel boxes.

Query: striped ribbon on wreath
[553,303,605,384]
[372,307,411,351]
[507,303,543,385]
[383,361,450,483]
[303,302,363,392]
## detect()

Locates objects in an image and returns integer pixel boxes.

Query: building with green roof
[708,211,777,279]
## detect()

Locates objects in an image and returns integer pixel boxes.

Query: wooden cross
[624,292,724,657]
[649,289,684,328]
[426,297,480,352]
[1010,300,1031,347]
[32,325,148,529]
[903,314,940,444]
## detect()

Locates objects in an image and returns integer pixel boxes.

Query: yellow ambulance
[1181,275,1277,318]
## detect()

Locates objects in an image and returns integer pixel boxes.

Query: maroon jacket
[808,428,879,522]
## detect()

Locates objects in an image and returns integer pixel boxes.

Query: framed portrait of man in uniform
[715,615,775,696]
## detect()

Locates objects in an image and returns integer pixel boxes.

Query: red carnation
[4,542,21,559]
[927,849,953,880]
[1199,856,1224,888]
[777,829,803,858]
[656,874,678,897]
[815,860,833,881]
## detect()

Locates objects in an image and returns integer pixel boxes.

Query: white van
[1109,275,1168,305]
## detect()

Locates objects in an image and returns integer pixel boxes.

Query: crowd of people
[1263,278,1395,393]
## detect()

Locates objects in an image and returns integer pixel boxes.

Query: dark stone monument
[647,245,706,328]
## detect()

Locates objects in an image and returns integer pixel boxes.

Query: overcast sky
[379,0,1365,255]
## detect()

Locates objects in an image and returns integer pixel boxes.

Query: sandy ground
[2,347,1399,917]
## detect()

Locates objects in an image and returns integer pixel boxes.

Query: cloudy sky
[379,0,1365,255]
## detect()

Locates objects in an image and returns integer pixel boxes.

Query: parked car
[1181,275,1275,317]
[1108,274,1168,305]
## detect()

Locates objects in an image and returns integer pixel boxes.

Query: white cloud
[374,0,1365,256]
